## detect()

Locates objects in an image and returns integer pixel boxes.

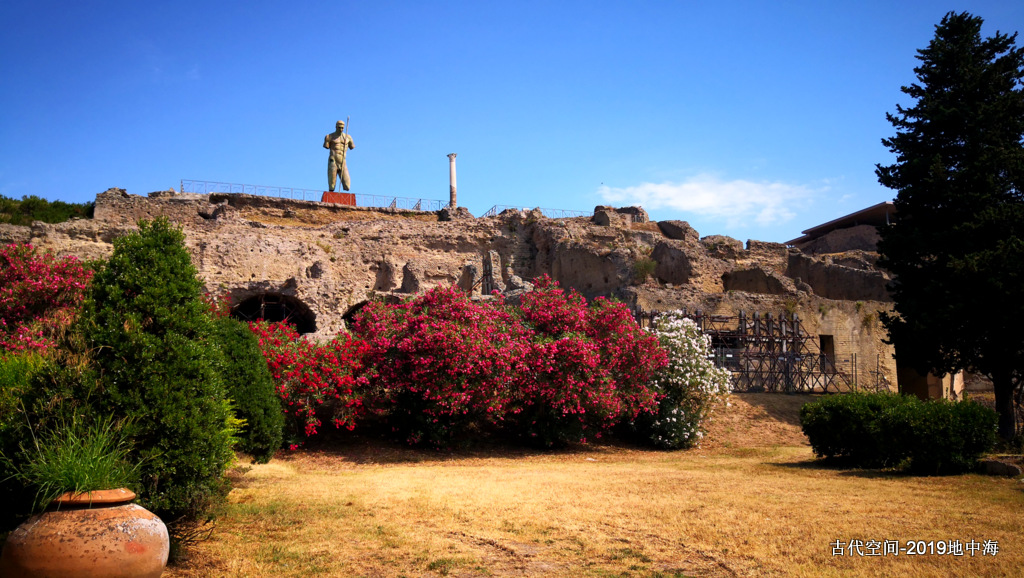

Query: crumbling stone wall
[785,251,891,302]
[93,188,211,225]
[7,188,900,388]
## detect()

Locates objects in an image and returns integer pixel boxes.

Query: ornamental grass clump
[631,311,731,449]
[0,415,139,512]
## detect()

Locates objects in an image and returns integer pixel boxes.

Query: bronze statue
[323,120,355,192]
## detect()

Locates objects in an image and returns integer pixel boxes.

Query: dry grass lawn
[166,394,1024,577]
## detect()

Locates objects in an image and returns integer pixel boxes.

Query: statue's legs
[340,163,351,191]
[327,158,338,192]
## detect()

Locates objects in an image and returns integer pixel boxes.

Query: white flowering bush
[633,311,732,449]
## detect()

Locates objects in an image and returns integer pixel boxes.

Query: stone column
[447,153,457,208]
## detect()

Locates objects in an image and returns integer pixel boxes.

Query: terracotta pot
[0,488,169,577]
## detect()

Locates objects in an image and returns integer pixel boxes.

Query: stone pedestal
[322,192,356,206]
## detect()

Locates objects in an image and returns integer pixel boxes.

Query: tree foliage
[876,11,1024,440]
[211,316,284,463]
[80,218,235,521]
[0,194,94,226]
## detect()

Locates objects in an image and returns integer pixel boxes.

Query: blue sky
[2,1,1021,243]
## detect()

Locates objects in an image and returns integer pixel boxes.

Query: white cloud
[597,173,821,228]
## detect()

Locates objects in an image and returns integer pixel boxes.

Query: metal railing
[482,205,590,219]
[353,195,444,212]
[181,179,323,202]
[180,179,444,211]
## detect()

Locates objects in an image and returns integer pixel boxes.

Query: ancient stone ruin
[0,187,942,397]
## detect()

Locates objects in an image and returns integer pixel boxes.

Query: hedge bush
[800,392,997,474]
[79,218,235,521]
[799,392,917,467]
[211,316,283,463]
[879,399,998,474]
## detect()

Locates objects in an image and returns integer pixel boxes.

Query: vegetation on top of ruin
[0,195,94,226]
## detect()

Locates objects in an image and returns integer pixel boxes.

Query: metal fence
[181,179,323,202]
[352,195,444,212]
[180,179,444,211]
[482,205,590,219]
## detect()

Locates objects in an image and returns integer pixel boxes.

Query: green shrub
[800,392,998,474]
[0,353,45,447]
[799,392,917,467]
[631,257,657,284]
[0,352,46,530]
[79,218,234,522]
[211,316,283,463]
[879,399,997,474]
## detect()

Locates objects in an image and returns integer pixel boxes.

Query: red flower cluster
[351,286,531,445]
[254,277,668,448]
[248,321,371,441]
[0,243,92,352]
[514,277,666,445]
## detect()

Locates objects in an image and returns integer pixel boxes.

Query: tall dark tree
[877,12,1024,441]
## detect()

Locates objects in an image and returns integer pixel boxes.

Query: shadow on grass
[277,428,650,466]
[767,458,915,479]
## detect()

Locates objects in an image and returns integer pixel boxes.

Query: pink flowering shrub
[252,277,668,449]
[249,321,371,446]
[0,243,92,353]
[513,332,615,446]
[513,277,666,446]
[351,286,530,446]
[584,297,665,419]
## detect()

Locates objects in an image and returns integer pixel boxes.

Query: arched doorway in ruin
[231,293,317,335]
[342,300,369,328]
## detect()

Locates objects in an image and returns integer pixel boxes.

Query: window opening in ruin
[819,334,835,373]
[231,293,317,335]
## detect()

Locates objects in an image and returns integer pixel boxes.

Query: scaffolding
[636,309,881,393]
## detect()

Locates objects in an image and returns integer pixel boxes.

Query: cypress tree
[876,12,1024,441]
[81,218,234,520]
